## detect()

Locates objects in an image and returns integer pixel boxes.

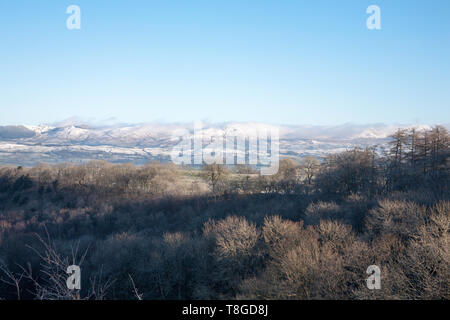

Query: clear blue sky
[0,0,449,126]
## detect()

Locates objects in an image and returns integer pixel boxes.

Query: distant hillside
[0,121,443,166]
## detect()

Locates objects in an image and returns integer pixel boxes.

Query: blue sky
[0,0,449,126]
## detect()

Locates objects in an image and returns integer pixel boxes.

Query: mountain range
[0,120,438,166]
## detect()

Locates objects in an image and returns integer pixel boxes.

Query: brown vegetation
[0,126,448,300]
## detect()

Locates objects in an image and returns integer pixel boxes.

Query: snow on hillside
[23,125,54,135]
[0,121,443,166]
[354,125,433,139]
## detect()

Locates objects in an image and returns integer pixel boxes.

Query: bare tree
[6,229,116,300]
[299,156,320,186]
[389,129,408,165]
[202,163,231,194]
[0,261,24,300]
[128,274,143,300]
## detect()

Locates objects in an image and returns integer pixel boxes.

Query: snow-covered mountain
[0,121,440,166]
